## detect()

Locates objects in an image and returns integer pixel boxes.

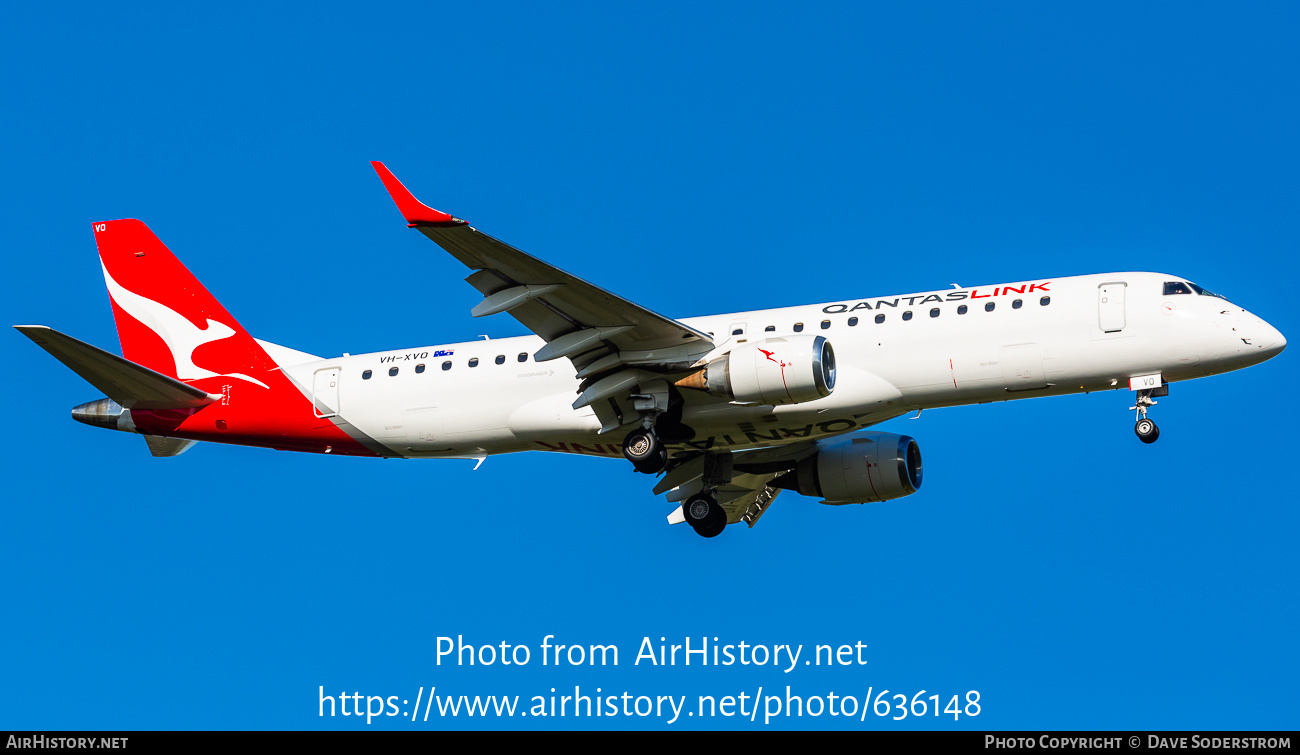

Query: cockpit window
[1163,281,1192,295]
[1187,282,1229,302]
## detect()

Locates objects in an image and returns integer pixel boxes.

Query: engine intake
[677,335,835,405]
[773,431,922,504]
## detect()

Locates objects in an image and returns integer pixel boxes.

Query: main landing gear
[682,492,726,538]
[1130,385,1167,444]
[680,452,733,538]
[622,427,667,473]
[622,380,673,474]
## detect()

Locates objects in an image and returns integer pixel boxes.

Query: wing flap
[15,325,219,410]
[665,482,782,528]
[715,473,783,526]
[655,444,817,530]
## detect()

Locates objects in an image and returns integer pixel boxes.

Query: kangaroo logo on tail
[101,261,269,389]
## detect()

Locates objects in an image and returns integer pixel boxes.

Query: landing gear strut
[1129,385,1166,444]
[683,492,726,538]
[622,379,672,474]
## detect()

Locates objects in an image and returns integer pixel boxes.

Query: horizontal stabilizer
[15,325,220,410]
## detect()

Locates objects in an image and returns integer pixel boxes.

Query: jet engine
[772,431,922,504]
[676,335,835,405]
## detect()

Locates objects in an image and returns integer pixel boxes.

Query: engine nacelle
[773,431,922,504]
[677,335,835,405]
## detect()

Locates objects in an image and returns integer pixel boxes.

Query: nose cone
[1259,321,1286,357]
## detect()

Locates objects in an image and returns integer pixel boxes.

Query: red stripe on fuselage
[129,369,378,456]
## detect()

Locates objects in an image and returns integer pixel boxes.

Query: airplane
[16,163,1287,538]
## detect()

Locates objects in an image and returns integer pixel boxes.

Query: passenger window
[764,325,775,332]
[415,364,425,374]
[442,361,452,371]
[985,302,995,312]
[495,355,505,365]
[469,358,479,368]
[1163,281,1192,295]
[958,305,968,315]
[1040,296,1051,306]
[1012,299,1023,309]
[875,314,885,324]
[732,328,743,336]
[929,308,940,318]
[902,311,913,321]
[848,317,858,326]
[389,367,399,376]
[362,370,372,380]
[517,353,528,362]
[820,320,831,330]
[793,323,804,332]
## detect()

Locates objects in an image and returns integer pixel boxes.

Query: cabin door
[1098,282,1127,333]
[312,367,341,418]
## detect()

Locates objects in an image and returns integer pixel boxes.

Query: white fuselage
[279,272,1284,460]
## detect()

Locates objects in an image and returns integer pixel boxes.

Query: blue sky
[2,2,1296,730]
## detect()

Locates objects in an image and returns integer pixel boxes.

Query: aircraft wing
[663,471,783,528]
[371,163,714,371]
[654,442,821,528]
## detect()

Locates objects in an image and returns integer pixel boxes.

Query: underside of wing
[656,441,821,529]
[664,472,783,528]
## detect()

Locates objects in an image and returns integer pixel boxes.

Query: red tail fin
[88,219,379,457]
[92,219,275,388]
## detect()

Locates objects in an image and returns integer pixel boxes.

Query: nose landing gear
[1134,415,1160,443]
[1129,385,1167,444]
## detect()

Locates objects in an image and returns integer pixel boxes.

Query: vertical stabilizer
[92,219,274,388]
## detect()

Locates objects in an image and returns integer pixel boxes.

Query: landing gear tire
[694,517,725,538]
[623,428,667,474]
[1135,417,1160,444]
[1130,386,1165,445]
[684,494,726,538]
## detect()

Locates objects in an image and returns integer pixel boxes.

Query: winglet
[370,161,465,227]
